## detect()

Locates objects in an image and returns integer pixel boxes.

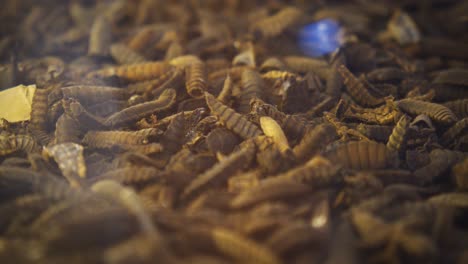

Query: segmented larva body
[91,166,161,185]
[62,98,105,129]
[441,118,468,146]
[366,67,406,83]
[337,65,385,107]
[443,99,468,119]
[250,98,308,141]
[104,88,176,127]
[212,228,282,264]
[386,114,411,153]
[396,99,458,125]
[324,141,399,170]
[160,112,186,154]
[293,124,337,162]
[282,56,330,79]
[54,114,82,144]
[185,60,207,98]
[126,68,177,94]
[205,93,262,139]
[217,74,233,104]
[260,57,288,72]
[62,86,129,105]
[110,43,146,65]
[181,143,255,200]
[88,16,112,56]
[90,61,174,82]
[260,116,290,153]
[238,69,265,113]
[433,68,468,87]
[357,124,394,143]
[83,129,156,148]
[251,6,303,39]
[231,177,310,209]
[30,87,51,145]
[0,135,41,156]
[278,156,342,187]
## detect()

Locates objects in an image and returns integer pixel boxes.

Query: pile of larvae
[0,0,468,263]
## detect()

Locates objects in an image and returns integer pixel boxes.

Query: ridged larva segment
[238,69,265,113]
[205,93,262,139]
[396,99,458,125]
[110,43,147,65]
[251,6,303,39]
[337,65,385,107]
[443,99,468,119]
[90,61,174,82]
[386,114,411,153]
[185,60,207,98]
[325,141,399,170]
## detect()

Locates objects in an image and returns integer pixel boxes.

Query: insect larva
[47,99,64,124]
[89,62,174,82]
[413,149,466,184]
[62,98,105,129]
[453,157,468,190]
[232,43,256,67]
[260,57,288,73]
[185,60,207,98]
[432,68,468,87]
[237,69,265,113]
[441,118,468,146]
[91,180,159,236]
[386,114,411,155]
[345,99,400,125]
[443,99,468,119]
[251,6,302,39]
[125,143,164,155]
[104,88,176,127]
[337,65,385,107]
[206,128,241,155]
[30,87,51,145]
[127,26,161,52]
[164,41,183,61]
[266,221,318,255]
[396,99,458,125]
[324,112,369,141]
[90,166,161,186]
[87,100,127,118]
[62,86,129,105]
[212,227,282,264]
[88,16,111,56]
[293,124,337,162]
[44,143,86,187]
[278,155,342,187]
[160,112,186,155]
[282,56,330,79]
[0,135,41,157]
[231,177,311,209]
[428,192,468,208]
[366,67,406,83]
[261,70,297,82]
[110,43,147,65]
[168,55,202,68]
[181,143,255,200]
[54,114,82,145]
[126,68,177,95]
[260,116,290,154]
[356,124,394,143]
[250,98,309,141]
[205,93,262,139]
[324,141,399,170]
[217,74,233,104]
[83,128,158,149]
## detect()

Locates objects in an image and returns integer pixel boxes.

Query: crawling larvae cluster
[1,0,468,264]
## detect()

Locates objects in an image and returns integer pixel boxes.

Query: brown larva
[110,43,147,65]
[104,88,176,127]
[205,92,262,139]
[251,6,303,39]
[324,140,399,170]
[185,60,207,98]
[396,99,458,125]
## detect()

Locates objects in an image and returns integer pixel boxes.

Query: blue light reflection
[298,19,343,57]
